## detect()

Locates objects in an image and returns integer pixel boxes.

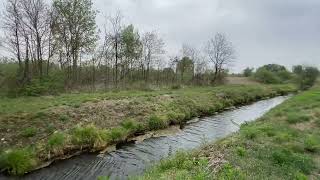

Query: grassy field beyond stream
[137,85,320,180]
[0,84,297,176]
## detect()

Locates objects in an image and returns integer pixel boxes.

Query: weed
[240,125,259,140]
[120,119,144,134]
[217,163,246,180]
[21,127,37,138]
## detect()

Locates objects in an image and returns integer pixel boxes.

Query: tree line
[0,0,235,95]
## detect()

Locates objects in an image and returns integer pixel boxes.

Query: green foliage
[59,114,70,122]
[47,132,66,151]
[243,67,254,77]
[272,148,313,174]
[108,127,128,143]
[217,163,245,180]
[148,115,168,130]
[0,148,36,175]
[286,113,310,124]
[304,135,320,152]
[240,125,259,140]
[254,64,293,84]
[293,66,320,90]
[120,119,144,134]
[71,125,99,146]
[236,147,246,157]
[21,127,37,138]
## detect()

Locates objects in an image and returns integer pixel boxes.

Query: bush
[254,68,281,84]
[293,66,320,90]
[148,115,168,130]
[0,148,36,175]
[21,127,37,138]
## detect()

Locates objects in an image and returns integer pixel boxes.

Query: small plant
[47,132,65,152]
[21,127,37,138]
[120,119,144,134]
[0,148,36,175]
[148,115,168,130]
[236,147,246,157]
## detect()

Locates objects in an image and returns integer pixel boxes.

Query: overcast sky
[1,0,320,72]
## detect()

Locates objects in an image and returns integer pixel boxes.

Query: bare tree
[205,33,235,83]
[142,31,165,82]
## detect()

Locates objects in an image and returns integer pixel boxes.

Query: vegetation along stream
[9,95,291,180]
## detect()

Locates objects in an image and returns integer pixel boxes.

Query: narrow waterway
[7,96,290,180]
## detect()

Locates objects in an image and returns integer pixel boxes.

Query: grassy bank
[137,85,320,179]
[0,84,297,175]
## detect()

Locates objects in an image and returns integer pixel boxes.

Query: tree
[52,0,97,83]
[293,66,319,90]
[176,56,194,83]
[142,31,165,83]
[205,33,235,84]
[243,67,254,77]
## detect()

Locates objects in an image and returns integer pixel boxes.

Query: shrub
[47,132,65,151]
[148,115,168,130]
[254,68,281,84]
[21,127,37,138]
[0,148,36,175]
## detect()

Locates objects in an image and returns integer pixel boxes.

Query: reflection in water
[10,96,289,180]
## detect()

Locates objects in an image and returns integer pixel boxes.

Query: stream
[3,96,290,180]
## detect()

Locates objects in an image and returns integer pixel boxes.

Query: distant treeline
[1,0,235,97]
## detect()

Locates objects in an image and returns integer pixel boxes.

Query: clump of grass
[295,172,308,180]
[59,114,70,122]
[286,113,310,124]
[240,125,259,140]
[236,147,246,157]
[304,135,320,152]
[272,148,313,174]
[148,115,168,130]
[120,119,144,134]
[108,127,128,143]
[0,148,36,175]
[167,111,185,124]
[216,163,246,180]
[71,125,99,146]
[34,111,46,118]
[21,127,37,138]
[47,132,66,152]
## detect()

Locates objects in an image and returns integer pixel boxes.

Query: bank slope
[0,84,296,176]
[137,86,320,180]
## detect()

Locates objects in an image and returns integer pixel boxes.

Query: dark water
[2,96,290,180]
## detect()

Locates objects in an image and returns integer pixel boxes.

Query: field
[0,83,297,175]
[137,84,320,179]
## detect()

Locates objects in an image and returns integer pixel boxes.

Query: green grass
[0,148,36,175]
[21,127,37,138]
[136,85,320,179]
[0,84,298,175]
